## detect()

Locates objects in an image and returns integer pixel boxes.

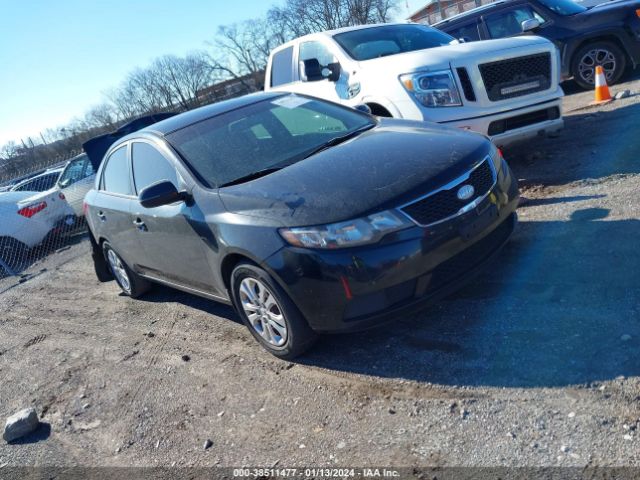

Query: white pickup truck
[265,23,564,146]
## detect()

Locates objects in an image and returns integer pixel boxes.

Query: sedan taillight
[18,201,47,218]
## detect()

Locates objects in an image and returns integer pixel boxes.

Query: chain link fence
[0,153,94,277]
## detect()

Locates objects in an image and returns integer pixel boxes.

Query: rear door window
[270,46,294,87]
[131,142,179,194]
[101,146,133,196]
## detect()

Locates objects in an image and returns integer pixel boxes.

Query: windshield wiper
[302,124,375,160]
[219,167,282,187]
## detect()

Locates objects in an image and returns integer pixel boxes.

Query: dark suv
[434,0,640,88]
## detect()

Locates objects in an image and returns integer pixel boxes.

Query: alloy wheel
[239,277,288,347]
[107,249,131,293]
[578,48,617,85]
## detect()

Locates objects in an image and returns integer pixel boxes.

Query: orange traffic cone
[591,65,612,105]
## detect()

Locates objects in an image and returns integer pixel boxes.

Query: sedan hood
[218,119,490,226]
[359,36,553,73]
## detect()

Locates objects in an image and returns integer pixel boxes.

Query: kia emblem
[457,184,475,201]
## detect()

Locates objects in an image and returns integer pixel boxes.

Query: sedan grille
[480,53,551,101]
[401,159,495,226]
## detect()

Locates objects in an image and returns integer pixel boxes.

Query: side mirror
[354,104,372,114]
[301,58,341,82]
[139,181,186,209]
[521,18,541,32]
[301,59,325,82]
[58,178,71,188]
[325,62,341,82]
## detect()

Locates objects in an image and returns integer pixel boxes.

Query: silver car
[56,154,96,217]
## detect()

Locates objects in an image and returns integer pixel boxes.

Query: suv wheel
[572,41,626,90]
[230,262,317,359]
[102,241,150,298]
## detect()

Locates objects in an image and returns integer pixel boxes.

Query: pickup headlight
[400,70,462,107]
[279,210,411,249]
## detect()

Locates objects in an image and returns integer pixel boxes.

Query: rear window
[334,25,454,61]
[270,46,294,87]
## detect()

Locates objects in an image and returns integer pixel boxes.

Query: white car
[265,23,564,147]
[0,171,75,272]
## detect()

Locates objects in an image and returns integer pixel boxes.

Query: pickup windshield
[166,95,374,188]
[334,25,455,61]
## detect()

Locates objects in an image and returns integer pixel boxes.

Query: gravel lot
[1,75,639,472]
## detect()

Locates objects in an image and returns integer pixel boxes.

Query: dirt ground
[1,74,639,473]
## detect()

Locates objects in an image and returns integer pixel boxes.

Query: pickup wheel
[571,41,626,90]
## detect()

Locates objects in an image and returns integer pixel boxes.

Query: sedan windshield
[538,0,586,15]
[167,95,374,188]
[334,25,455,61]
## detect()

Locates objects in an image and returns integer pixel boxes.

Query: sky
[0,0,426,147]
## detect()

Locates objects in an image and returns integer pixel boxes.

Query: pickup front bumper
[440,98,564,147]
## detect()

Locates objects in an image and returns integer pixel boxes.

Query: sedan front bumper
[263,161,520,333]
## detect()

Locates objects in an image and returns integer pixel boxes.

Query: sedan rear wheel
[0,237,29,273]
[102,241,150,298]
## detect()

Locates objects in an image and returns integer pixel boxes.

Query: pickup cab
[265,23,564,146]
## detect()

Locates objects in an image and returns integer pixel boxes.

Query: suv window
[270,46,294,87]
[485,7,546,38]
[447,22,481,42]
[131,142,179,194]
[101,146,133,196]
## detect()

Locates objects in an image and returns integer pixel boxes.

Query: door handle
[133,218,148,232]
[97,211,106,222]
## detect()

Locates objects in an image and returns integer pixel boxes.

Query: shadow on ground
[504,102,640,188]
[299,207,639,388]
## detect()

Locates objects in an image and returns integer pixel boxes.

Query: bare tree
[267,0,399,38]
[207,18,283,82]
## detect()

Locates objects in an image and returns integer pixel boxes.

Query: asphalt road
[0,75,639,472]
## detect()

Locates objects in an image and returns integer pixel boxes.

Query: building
[408,0,497,24]
[197,71,265,105]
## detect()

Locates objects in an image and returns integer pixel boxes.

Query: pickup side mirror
[521,18,541,32]
[301,59,325,82]
[139,181,187,209]
[301,58,341,82]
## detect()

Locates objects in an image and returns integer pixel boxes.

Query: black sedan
[84,92,519,358]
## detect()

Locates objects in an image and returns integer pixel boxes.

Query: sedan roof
[141,92,286,137]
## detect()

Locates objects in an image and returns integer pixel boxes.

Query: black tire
[571,41,627,90]
[90,235,112,283]
[102,241,151,298]
[230,262,317,359]
[0,237,29,273]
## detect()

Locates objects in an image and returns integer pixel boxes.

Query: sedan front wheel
[231,262,317,359]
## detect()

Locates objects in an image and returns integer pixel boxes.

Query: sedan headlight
[400,70,462,107]
[279,210,411,249]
